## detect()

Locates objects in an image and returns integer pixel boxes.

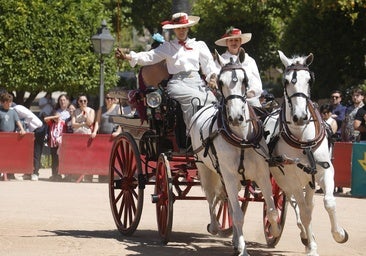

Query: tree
[0,0,115,107]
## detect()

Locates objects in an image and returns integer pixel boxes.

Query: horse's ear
[215,49,225,67]
[278,50,291,67]
[306,53,314,66]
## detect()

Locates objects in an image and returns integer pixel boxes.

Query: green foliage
[0,0,117,105]
[280,1,366,99]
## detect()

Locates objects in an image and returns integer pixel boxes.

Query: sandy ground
[0,168,365,256]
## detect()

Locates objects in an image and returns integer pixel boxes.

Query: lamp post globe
[91,20,115,107]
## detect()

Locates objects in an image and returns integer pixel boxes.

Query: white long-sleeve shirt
[13,105,43,132]
[129,38,219,82]
[217,51,263,106]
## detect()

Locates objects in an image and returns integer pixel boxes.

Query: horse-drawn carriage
[107,50,287,255]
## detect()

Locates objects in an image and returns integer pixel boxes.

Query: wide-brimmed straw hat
[161,12,200,29]
[215,28,252,47]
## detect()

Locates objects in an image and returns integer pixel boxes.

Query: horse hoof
[301,237,308,246]
[335,229,349,244]
[207,224,218,235]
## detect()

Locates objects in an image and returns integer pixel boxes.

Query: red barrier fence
[58,134,114,182]
[0,132,34,180]
[0,132,354,187]
[333,142,352,188]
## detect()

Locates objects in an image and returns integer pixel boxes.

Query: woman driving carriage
[115,12,218,129]
[214,27,263,107]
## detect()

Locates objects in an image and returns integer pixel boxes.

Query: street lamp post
[91,20,115,107]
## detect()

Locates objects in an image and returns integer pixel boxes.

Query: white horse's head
[279,50,314,125]
[216,48,248,127]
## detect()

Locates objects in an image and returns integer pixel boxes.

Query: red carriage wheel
[263,176,288,247]
[109,132,144,236]
[215,197,233,237]
[154,153,173,244]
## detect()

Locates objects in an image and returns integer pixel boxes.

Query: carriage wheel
[109,132,144,236]
[139,130,157,161]
[154,153,173,244]
[263,176,288,247]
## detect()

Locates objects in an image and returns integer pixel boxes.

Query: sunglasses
[331,96,340,99]
[105,97,113,100]
[78,99,87,103]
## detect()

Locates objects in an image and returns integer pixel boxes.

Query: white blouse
[129,38,219,82]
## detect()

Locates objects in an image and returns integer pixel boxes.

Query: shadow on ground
[42,229,297,256]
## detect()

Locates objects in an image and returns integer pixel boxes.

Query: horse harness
[270,63,329,189]
[194,62,268,183]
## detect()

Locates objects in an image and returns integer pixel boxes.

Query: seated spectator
[13,104,46,181]
[0,92,26,180]
[38,92,55,118]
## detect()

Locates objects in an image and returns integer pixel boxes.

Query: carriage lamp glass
[91,20,115,54]
[146,91,162,108]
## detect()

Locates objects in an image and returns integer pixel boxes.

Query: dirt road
[0,169,364,256]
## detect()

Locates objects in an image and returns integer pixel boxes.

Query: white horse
[264,51,348,256]
[189,49,281,256]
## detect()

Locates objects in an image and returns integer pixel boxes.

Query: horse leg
[224,173,248,256]
[254,173,281,238]
[289,195,307,244]
[322,167,349,243]
[196,163,221,235]
[303,185,319,256]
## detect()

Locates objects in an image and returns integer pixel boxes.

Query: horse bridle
[218,61,248,104]
[283,63,315,114]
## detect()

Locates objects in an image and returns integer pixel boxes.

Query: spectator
[0,92,26,180]
[341,88,364,142]
[91,92,121,182]
[38,92,55,118]
[66,103,76,133]
[353,103,366,141]
[44,113,67,181]
[320,103,338,134]
[329,90,346,136]
[13,104,46,181]
[115,12,218,128]
[71,94,95,135]
[71,94,95,182]
[214,27,262,107]
[44,94,72,181]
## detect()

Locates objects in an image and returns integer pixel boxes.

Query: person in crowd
[341,87,364,142]
[13,104,46,181]
[44,112,67,182]
[71,94,95,135]
[44,94,72,181]
[330,90,346,136]
[66,103,76,133]
[353,102,366,142]
[71,93,95,182]
[38,92,55,118]
[0,92,26,180]
[214,27,262,107]
[320,103,338,134]
[91,92,121,182]
[115,12,218,129]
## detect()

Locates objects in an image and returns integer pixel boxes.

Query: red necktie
[179,40,192,50]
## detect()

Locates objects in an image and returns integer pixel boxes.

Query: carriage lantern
[91,20,115,107]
